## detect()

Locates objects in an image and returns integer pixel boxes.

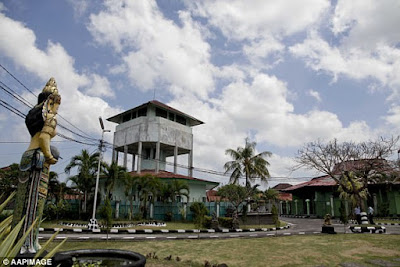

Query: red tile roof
[283,175,337,191]
[206,190,222,202]
[272,183,292,190]
[278,192,292,201]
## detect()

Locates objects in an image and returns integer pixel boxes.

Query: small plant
[0,192,66,263]
[190,202,208,229]
[164,212,173,222]
[218,217,233,228]
[271,204,280,227]
[99,197,113,240]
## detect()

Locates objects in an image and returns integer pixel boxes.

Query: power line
[0,66,98,142]
[0,63,37,97]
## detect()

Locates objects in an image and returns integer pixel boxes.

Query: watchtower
[107,100,203,176]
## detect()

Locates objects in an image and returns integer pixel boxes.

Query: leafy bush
[203,215,212,228]
[190,202,208,228]
[99,198,113,230]
[271,204,280,227]
[218,217,233,228]
[164,212,173,222]
[0,210,13,222]
[378,202,389,217]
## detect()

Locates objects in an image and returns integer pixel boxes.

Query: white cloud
[166,71,376,180]
[0,11,121,138]
[290,33,399,93]
[67,0,89,19]
[308,89,322,102]
[84,74,114,98]
[188,0,330,64]
[385,105,400,129]
[188,0,330,40]
[290,0,400,100]
[88,0,215,99]
[332,0,400,49]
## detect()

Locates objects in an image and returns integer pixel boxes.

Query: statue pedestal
[322,225,336,234]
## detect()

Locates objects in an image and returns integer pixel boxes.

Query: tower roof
[107,100,204,126]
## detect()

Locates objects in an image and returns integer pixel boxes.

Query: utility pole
[88,117,110,230]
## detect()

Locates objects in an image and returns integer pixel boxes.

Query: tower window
[176,115,186,125]
[122,112,131,122]
[168,112,175,121]
[138,107,147,117]
[156,107,168,118]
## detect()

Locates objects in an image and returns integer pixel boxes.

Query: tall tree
[0,163,26,200]
[295,137,399,211]
[123,173,136,220]
[263,188,279,212]
[65,149,99,213]
[160,180,190,221]
[217,184,260,217]
[224,138,272,186]
[47,171,60,202]
[103,162,127,200]
[133,174,161,219]
[161,180,190,203]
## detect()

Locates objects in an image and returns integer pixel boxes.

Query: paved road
[38,218,400,241]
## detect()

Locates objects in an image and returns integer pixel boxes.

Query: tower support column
[155,142,160,173]
[174,145,178,174]
[188,150,193,177]
[137,141,142,174]
[123,145,128,169]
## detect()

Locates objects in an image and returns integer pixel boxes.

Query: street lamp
[88,117,110,230]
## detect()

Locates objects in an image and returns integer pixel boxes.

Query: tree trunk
[83,190,87,213]
[129,197,134,220]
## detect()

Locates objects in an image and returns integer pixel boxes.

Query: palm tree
[65,149,100,214]
[123,173,136,220]
[103,162,127,200]
[47,171,60,202]
[160,180,190,221]
[162,180,190,203]
[133,174,161,219]
[264,188,279,212]
[224,138,272,187]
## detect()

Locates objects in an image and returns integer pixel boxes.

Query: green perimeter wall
[285,185,400,218]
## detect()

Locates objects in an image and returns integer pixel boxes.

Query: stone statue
[14,78,61,254]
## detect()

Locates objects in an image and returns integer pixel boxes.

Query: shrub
[218,217,233,228]
[99,198,113,230]
[164,212,173,222]
[203,215,212,228]
[190,202,208,228]
[271,204,280,227]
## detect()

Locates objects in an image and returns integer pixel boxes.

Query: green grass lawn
[48,234,400,267]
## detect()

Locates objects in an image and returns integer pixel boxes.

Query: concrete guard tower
[107,100,203,176]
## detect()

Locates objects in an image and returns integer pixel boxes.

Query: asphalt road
[38,218,400,241]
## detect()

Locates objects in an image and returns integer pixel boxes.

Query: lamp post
[88,117,110,230]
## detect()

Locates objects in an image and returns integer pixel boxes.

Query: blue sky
[0,0,399,188]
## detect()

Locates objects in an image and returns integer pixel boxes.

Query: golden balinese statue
[14,77,61,254]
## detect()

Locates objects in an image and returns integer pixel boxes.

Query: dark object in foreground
[53,249,146,267]
[322,225,336,234]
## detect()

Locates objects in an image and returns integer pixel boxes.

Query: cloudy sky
[0,0,399,188]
